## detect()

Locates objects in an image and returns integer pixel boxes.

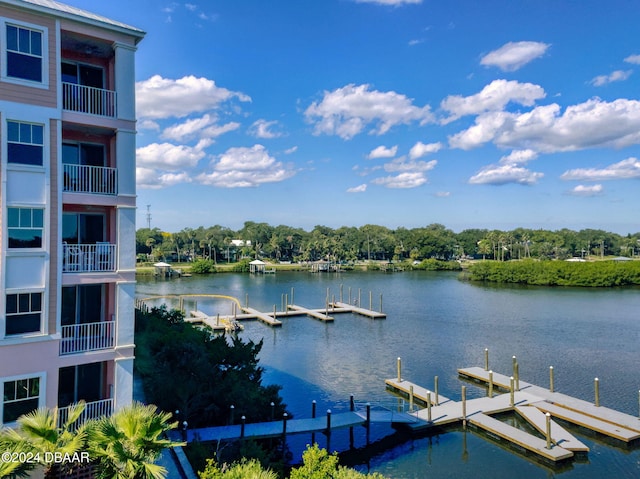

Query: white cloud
[284,146,298,154]
[499,149,538,164]
[136,167,192,189]
[136,75,251,120]
[624,54,640,65]
[371,172,427,188]
[136,139,212,170]
[560,157,640,181]
[468,163,543,185]
[434,191,451,197]
[368,145,398,159]
[409,141,442,159]
[384,158,437,173]
[590,70,632,86]
[440,79,546,123]
[480,41,550,72]
[449,98,640,152]
[304,84,434,139]
[347,184,367,193]
[185,3,197,11]
[249,119,285,139]
[160,114,239,142]
[568,184,603,196]
[196,144,295,187]
[353,0,421,5]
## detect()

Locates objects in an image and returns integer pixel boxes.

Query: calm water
[136,271,640,478]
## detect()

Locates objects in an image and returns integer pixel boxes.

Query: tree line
[137,222,640,263]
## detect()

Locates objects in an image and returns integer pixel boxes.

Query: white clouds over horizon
[560,157,640,181]
[304,83,434,139]
[449,97,640,152]
[568,184,604,196]
[480,41,550,72]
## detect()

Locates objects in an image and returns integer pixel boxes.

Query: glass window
[5,292,43,336]
[7,121,44,166]
[2,377,40,423]
[7,207,44,248]
[6,24,43,82]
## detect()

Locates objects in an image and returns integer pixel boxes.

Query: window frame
[1,374,44,426]
[5,290,44,336]
[7,120,44,167]
[1,19,48,88]
[7,206,44,249]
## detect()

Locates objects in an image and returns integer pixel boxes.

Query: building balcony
[57,398,113,429]
[59,320,115,355]
[62,243,116,273]
[62,82,117,118]
[63,163,118,195]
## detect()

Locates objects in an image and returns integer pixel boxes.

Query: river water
[136,270,640,478]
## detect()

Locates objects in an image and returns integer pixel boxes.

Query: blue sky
[65,0,639,234]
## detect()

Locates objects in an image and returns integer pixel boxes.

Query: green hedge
[468,259,640,287]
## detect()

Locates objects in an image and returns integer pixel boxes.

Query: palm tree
[88,402,183,479]
[0,401,89,478]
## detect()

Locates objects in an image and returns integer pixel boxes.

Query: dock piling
[283,413,288,437]
[545,413,551,449]
[397,357,402,382]
[285,294,288,315]
[512,356,517,381]
[216,314,220,326]
[326,409,332,433]
[426,393,432,421]
[245,293,248,308]
[550,366,554,393]
[434,376,439,405]
[270,402,275,421]
[291,287,294,305]
[489,371,494,398]
[312,400,316,418]
[595,378,600,407]
[340,284,343,303]
[241,416,246,438]
[484,348,489,371]
[515,361,520,391]
[409,386,414,412]
[380,293,383,313]
[369,291,372,311]
[229,405,235,425]
[510,377,515,407]
[350,394,355,412]
[462,386,467,428]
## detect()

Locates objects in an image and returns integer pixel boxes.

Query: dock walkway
[332,301,386,319]
[288,304,334,321]
[240,307,282,327]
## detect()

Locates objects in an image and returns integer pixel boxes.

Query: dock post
[549,366,554,393]
[512,356,517,381]
[273,304,277,318]
[350,394,355,412]
[332,295,335,309]
[409,386,414,412]
[281,294,284,313]
[427,393,432,422]
[545,413,551,449]
[325,297,328,316]
[312,400,317,418]
[348,287,352,304]
[380,293,383,313]
[515,361,520,391]
[369,291,372,310]
[510,377,515,407]
[366,403,371,427]
[462,386,467,428]
[489,371,494,398]
[245,293,248,308]
[484,348,489,371]
[594,378,600,407]
[638,390,639,418]
[326,409,332,433]
[194,300,197,313]
[291,287,294,305]
[217,314,220,326]
[340,284,343,303]
[241,416,246,438]
[271,402,275,421]
[282,413,288,437]
[285,294,288,315]
[397,357,402,382]
[434,376,439,405]
[233,303,237,319]
[179,296,184,312]
[229,405,235,425]
[358,288,361,306]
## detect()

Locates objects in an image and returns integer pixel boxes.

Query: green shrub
[191,259,216,274]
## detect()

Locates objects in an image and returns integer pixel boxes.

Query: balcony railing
[58,398,113,429]
[63,243,116,273]
[60,320,115,355]
[62,82,116,117]
[63,164,117,195]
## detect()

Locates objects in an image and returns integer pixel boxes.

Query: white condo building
[0,0,144,427]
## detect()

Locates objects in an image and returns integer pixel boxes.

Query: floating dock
[186,310,244,332]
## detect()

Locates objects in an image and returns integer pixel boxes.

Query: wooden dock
[186,310,244,332]
[332,301,386,319]
[240,307,283,327]
[288,304,334,321]
[385,378,451,406]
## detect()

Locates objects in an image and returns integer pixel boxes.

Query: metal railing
[63,163,117,195]
[58,398,113,428]
[62,243,116,273]
[59,320,115,355]
[62,82,116,117]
